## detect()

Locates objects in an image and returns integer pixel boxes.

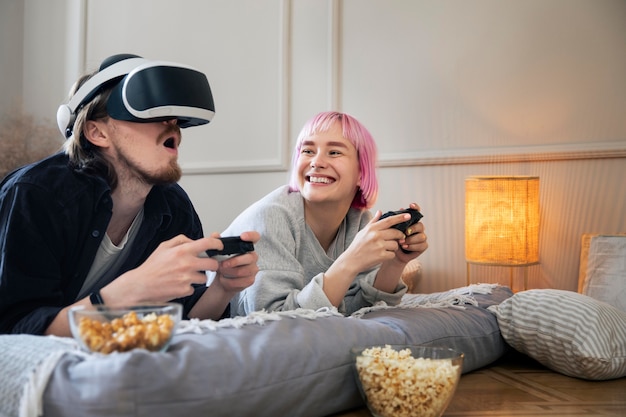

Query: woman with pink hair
[221,111,427,316]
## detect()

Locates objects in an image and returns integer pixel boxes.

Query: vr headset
[57,54,215,138]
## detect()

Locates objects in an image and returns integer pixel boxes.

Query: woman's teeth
[309,176,332,184]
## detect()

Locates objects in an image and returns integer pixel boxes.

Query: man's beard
[117,150,182,186]
[148,158,182,185]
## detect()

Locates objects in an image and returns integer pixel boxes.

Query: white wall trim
[328,0,341,110]
[65,0,87,91]
[378,140,626,167]
[181,140,626,173]
[182,158,290,174]
[276,0,292,173]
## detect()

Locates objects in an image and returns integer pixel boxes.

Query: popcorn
[355,345,460,417]
[77,311,175,354]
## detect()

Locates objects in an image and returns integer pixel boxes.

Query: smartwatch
[89,290,104,305]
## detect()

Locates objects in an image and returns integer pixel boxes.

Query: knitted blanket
[0,335,82,417]
[177,283,497,332]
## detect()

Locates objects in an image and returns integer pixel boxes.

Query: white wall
[0,0,24,115]
[4,0,626,292]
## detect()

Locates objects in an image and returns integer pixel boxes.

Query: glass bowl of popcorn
[351,344,464,417]
[69,303,182,354]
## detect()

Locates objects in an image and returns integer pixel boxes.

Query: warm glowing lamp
[465,176,539,290]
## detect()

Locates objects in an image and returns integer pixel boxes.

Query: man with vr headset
[0,54,260,335]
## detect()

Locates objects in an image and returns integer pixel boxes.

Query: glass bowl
[69,302,182,354]
[351,344,464,417]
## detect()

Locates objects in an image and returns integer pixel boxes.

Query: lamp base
[466,263,530,292]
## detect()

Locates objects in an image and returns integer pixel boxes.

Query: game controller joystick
[379,208,423,253]
[205,236,255,257]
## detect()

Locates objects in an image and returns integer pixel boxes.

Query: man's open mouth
[163,137,176,149]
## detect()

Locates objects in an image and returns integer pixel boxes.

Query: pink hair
[288,111,378,209]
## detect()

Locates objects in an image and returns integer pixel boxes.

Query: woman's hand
[339,210,411,274]
[395,203,428,262]
[210,231,260,295]
[369,203,427,293]
[189,231,260,320]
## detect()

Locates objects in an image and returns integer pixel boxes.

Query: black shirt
[0,152,206,334]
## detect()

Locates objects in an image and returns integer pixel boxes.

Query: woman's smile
[307,175,335,184]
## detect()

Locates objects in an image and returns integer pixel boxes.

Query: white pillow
[578,234,626,312]
[489,289,626,380]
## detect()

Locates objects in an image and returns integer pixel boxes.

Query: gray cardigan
[223,185,406,317]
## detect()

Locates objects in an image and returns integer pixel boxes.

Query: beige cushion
[489,289,626,380]
[578,234,626,312]
[401,259,422,293]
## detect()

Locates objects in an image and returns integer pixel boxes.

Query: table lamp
[465,176,539,290]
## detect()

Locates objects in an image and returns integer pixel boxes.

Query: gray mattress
[1,285,512,417]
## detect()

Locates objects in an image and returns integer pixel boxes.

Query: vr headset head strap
[56,54,148,138]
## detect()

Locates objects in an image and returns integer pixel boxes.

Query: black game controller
[379,208,423,253]
[205,236,255,257]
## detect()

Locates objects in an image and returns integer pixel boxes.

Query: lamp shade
[465,176,539,266]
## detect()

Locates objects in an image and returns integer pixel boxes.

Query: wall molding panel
[332,1,626,169]
[180,0,292,175]
[82,0,292,175]
[378,140,626,167]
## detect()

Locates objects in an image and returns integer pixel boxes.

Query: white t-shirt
[77,208,144,299]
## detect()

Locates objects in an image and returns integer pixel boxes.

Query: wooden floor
[334,351,626,417]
